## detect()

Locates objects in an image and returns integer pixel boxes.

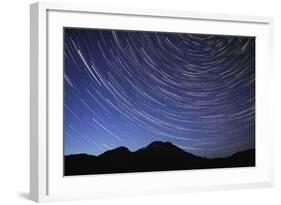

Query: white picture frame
[30,1,274,202]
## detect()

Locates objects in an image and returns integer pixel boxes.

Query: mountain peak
[137,141,183,154]
[147,141,174,148]
[113,146,130,152]
[99,146,131,158]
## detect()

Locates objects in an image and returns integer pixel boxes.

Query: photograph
[63,28,255,176]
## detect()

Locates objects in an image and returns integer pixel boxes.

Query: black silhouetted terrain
[64,141,255,176]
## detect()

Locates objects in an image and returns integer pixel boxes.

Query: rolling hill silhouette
[64,141,255,176]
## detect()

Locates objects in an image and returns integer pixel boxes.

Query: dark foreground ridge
[64,141,255,176]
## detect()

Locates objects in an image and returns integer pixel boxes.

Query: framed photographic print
[30,2,274,202]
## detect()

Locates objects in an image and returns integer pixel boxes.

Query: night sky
[63,28,255,158]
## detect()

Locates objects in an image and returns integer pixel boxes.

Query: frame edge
[30,2,48,202]
[30,2,39,202]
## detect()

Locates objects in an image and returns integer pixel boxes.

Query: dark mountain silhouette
[64,141,255,176]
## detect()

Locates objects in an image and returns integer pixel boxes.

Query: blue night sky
[63,28,255,158]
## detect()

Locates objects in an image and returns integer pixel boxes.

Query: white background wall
[0,0,280,204]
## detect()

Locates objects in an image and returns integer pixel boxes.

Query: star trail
[63,28,255,158]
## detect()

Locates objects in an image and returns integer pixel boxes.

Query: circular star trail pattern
[63,28,255,158]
